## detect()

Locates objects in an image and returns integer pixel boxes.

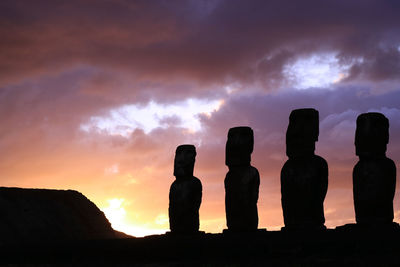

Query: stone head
[355,112,389,158]
[286,108,319,158]
[174,144,196,179]
[225,126,254,166]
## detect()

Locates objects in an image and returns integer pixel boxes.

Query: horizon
[1,0,400,237]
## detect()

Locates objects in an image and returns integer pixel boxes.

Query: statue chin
[174,167,187,178]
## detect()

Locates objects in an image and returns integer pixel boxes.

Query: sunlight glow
[155,213,169,226]
[101,198,167,237]
[80,98,224,137]
[283,53,358,89]
[102,198,126,227]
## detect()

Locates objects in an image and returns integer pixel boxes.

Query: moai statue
[353,112,396,226]
[169,145,202,234]
[281,108,328,230]
[225,126,260,231]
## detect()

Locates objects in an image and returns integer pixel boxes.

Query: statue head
[225,126,254,167]
[286,108,319,158]
[355,112,389,158]
[174,144,196,180]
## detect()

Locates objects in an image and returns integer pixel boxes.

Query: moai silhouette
[169,145,202,234]
[225,126,260,231]
[353,112,396,226]
[281,108,328,230]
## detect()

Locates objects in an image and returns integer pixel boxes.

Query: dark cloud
[1,0,400,91]
[345,47,400,81]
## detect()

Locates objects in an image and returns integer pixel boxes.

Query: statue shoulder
[384,157,396,168]
[192,176,202,188]
[249,165,259,175]
[170,179,178,188]
[281,158,292,170]
[382,157,396,177]
[313,155,328,166]
[249,166,260,183]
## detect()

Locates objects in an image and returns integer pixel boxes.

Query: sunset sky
[1,0,400,237]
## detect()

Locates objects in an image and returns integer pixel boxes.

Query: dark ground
[2,187,399,266]
[1,225,400,266]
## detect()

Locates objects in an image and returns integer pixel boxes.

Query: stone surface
[169,144,202,233]
[353,112,396,225]
[281,108,328,230]
[286,108,319,158]
[281,155,328,229]
[355,112,389,158]
[225,126,260,231]
[225,165,260,231]
[225,126,254,167]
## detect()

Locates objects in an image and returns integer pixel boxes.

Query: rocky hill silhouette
[0,187,127,244]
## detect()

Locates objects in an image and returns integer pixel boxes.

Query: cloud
[1,0,400,92]
[80,98,223,136]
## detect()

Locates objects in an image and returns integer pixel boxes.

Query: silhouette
[281,108,328,230]
[224,126,260,231]
[169,144,202,234]
[0,187,117,243]
[353,112,396,226]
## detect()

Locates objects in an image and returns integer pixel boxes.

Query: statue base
[165,230,205,236]
[281,225,327,232]
[222,228,267,235]
[336,222,400,232]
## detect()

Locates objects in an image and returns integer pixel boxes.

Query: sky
[1,0,400,237]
